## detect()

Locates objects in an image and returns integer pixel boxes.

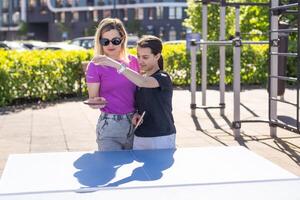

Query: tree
[183,0,269,41]
[85,22,98,36]
[17,21,29,39]
[125,20,144,36]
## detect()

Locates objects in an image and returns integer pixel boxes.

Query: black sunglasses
[99,37,122,46]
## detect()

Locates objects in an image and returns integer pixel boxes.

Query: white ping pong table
[0,146,299,200]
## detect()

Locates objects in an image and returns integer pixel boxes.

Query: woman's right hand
[84,97,107,109]
[92,55,120,69]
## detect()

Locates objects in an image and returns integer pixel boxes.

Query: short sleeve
[86,61,100,83]
[152,72,172,91]
[128,55,140,73]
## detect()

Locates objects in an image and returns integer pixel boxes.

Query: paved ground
[0,88,299,177]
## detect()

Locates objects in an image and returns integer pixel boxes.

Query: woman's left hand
[92,55,119,69]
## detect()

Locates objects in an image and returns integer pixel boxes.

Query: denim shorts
[96,112,134,151]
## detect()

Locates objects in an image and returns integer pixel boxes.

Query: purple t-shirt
[86,55,139,114]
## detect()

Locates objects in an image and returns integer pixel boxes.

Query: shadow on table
[73,151,134,187]
[73,149,175,189]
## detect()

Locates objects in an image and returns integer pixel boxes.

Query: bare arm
[92,55,159,88]
[121,67,159,88]
[87,83,100,98]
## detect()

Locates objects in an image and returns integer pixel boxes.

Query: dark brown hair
[137,35,163,70]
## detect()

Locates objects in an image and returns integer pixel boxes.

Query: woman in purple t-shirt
[85,18,139,151]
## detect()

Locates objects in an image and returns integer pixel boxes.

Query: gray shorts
[96,112,134,151]
[133,134,176,150]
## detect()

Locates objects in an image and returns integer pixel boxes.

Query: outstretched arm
[92,55,159,88]
[86,82,106,109]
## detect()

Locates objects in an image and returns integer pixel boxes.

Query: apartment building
[0,0,187,41]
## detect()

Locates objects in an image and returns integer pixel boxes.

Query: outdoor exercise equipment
[190,0,299,137]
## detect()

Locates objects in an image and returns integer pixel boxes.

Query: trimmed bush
[0,44,269,106]
[0,49,92,106]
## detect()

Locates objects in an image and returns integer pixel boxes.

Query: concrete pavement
[0,88,299,177]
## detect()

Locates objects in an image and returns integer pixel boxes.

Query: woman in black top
[92,35,176,150]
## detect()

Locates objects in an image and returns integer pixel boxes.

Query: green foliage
[18,21,29,37]
[163,44,190,85]
[0,49,93,106]
[184,0,269,41]
[0,43,270,107]
[85,22,98,36]
[223,44,269,85]
[132,43,268,86]
[181,0,292,86]
[239,3,269,41]
[183,1,236,40]
[125,20,144,36]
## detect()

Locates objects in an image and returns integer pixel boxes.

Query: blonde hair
[94,18,128,60]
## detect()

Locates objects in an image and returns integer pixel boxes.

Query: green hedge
[161,43,269,86]
[0,50,92,106]
[0,44,269,107]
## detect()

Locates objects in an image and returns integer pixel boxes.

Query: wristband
[117,63,127,74]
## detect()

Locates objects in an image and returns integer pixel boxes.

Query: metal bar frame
[202,3,208,106]
[225,2,269,7]
[269,0,279,137]
[196,41,269,45]
[270,52,298,57]
[233,5,241,138]
[296,1,300,131]
[190,40,197,116]
[192,0,300,137]
[270,28,298,33]
[219,0,226,116]
[269,75,297,82]
[270,3,298,11]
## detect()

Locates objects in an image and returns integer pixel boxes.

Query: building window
[41,0,47,7]
[54,13,60,22]
[169,7,175,19]
[103,10,111,18]
[169,26,176,40]
[87,0,94,6]
[96,0,104,6]
[2,13,9,25]
[86,11,93,22]
[56,0,63,7]
[119,9,125,20]
[135,8,143,20]
[13,0,21,9]
[74,0,80,6]
[93,10,98,22]
[146,25,154,35]
[72,11,79,22]
[123,9,128,21]
[29,0,36,8]
[159,26,164,38]
[66,0,73,7]
[156,6,163,20]
[60,12,65,23]
[148,8,155,20]
[40,0,48,10]
[176,7,182,19]
[3,0,9,9]
[104,0,113,5]
[98,10,103,19]
[12,11,20,24]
